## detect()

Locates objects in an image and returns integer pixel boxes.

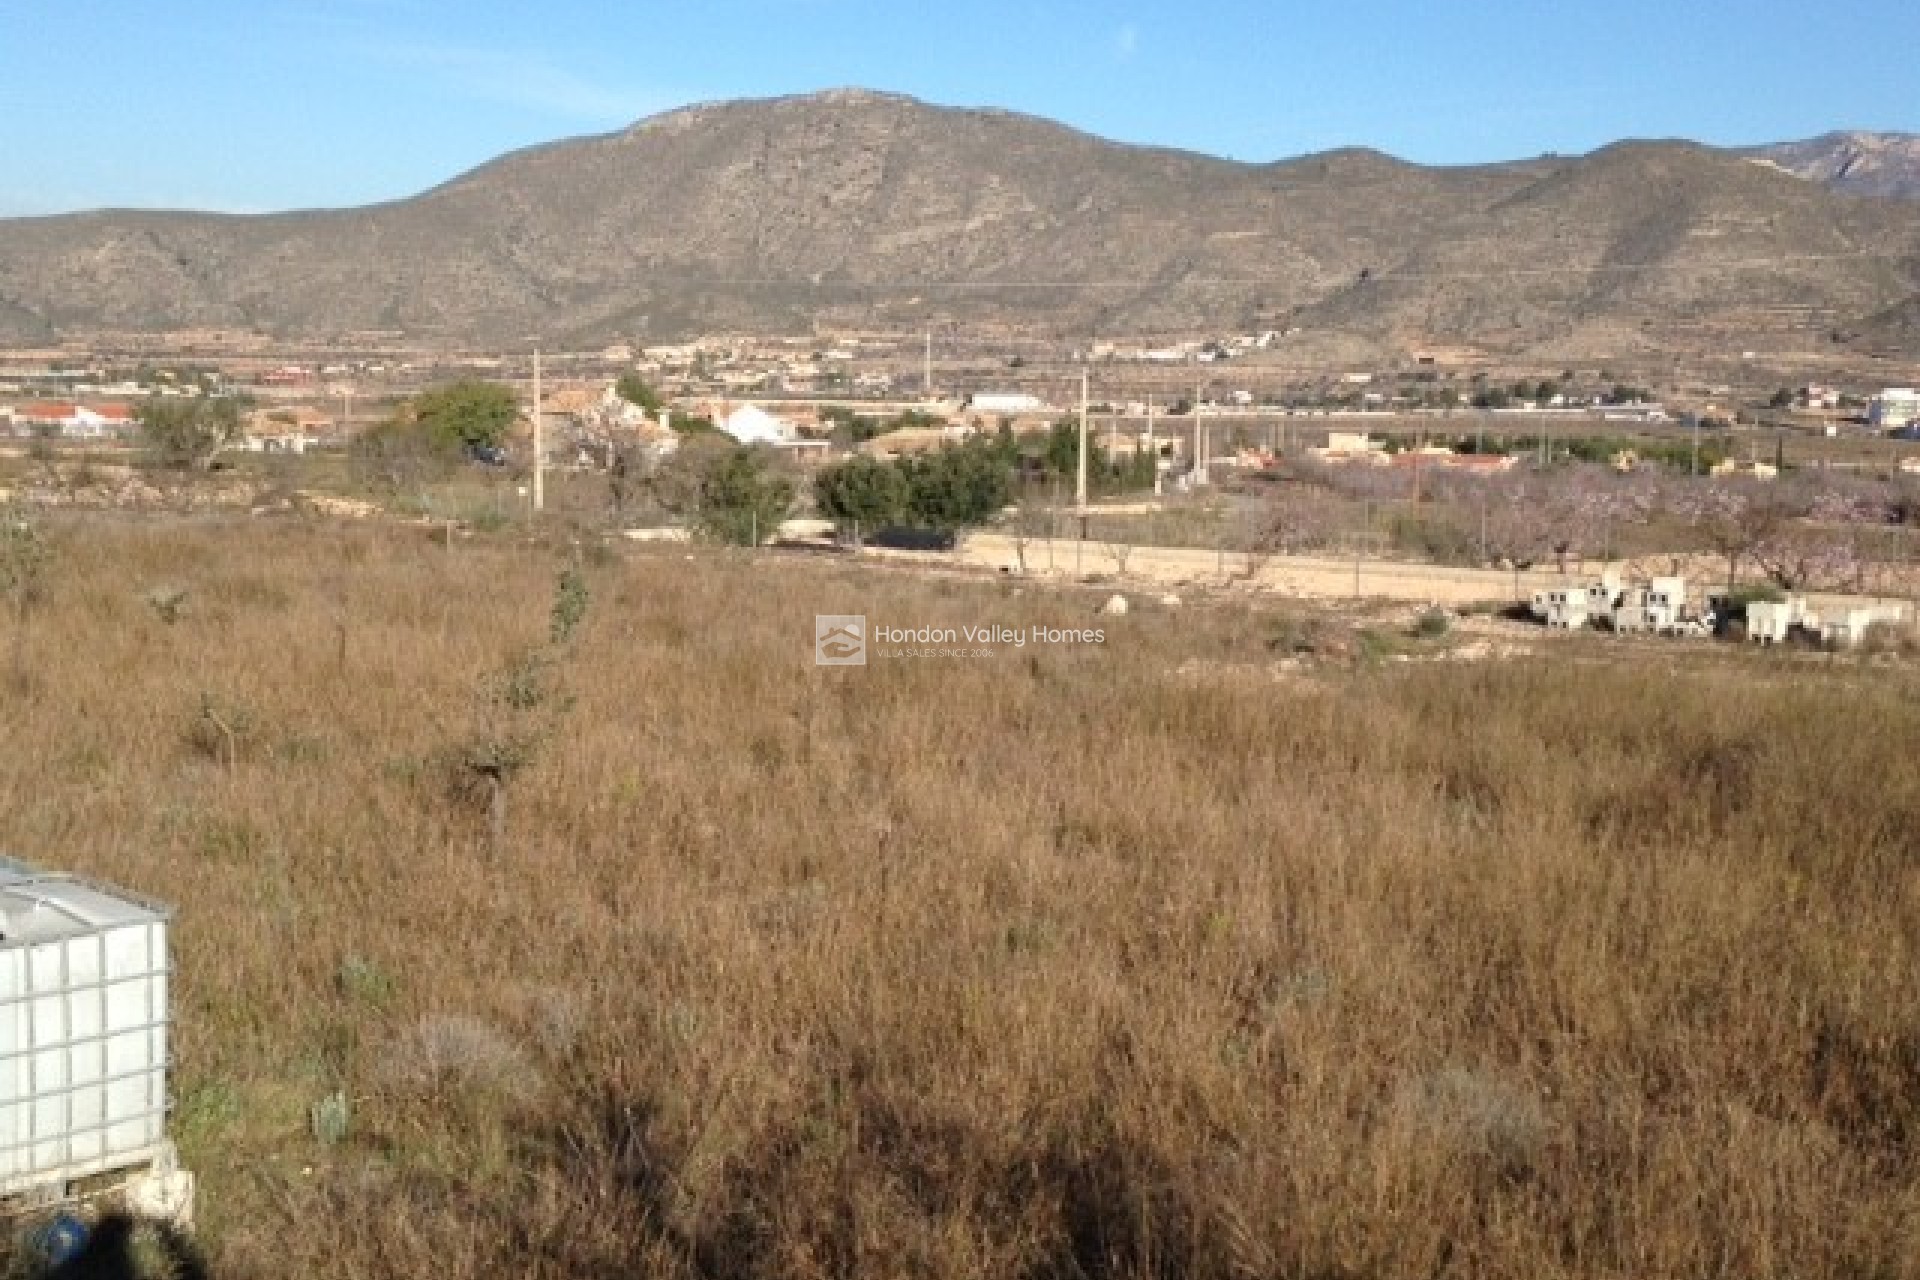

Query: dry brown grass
[2,513,1917,1278]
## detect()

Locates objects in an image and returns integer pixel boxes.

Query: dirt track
[945,533,1911,616]
[954,532,1570,606]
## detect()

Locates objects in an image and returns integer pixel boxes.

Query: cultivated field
[2,515,1917,1279]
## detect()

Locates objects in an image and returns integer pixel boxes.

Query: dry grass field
[2,514,1917,1278]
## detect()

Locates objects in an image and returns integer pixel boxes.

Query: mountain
[1746,132,1920,200]
[1,90,1917,356]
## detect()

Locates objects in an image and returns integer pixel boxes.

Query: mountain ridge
[1745,131,1920,200]
[1,91,1916,354]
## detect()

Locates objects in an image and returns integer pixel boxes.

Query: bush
[401,380,518,454]
[814,455,911,533]
[691,447,793,546]
[901,437,1013,528]
[138,395,244,470]
[815,437,1015,533]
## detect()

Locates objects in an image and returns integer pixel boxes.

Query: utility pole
[1076,369,1090,541]
[531,346,545,513]
[1191,382,1207,487]
[924,331,933,402]
[1146,395,1160,496]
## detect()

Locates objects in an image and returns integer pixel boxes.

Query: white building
[718,404,800,445]
[1613,577,1688,634]
[1530,586,1590,630]
[1533,573,1700,636]
[1870,388,1920,431]
[1744,596,1905,648]
[11,401,136,439]
[1310,432,1391,466]
[967,393,1048,416]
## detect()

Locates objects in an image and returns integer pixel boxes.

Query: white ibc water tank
[0,857,171,1198]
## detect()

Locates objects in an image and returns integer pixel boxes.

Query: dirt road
[947,533,1912,618]
[953,532,1567,606]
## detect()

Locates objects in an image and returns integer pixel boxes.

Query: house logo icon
[815,615,867,666]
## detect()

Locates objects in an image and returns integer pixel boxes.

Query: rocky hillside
[1748,132,1920,200]
[1,91,1916,355]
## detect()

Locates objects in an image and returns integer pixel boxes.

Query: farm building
[1747,597,1907,648]
[1533,573,1706,637]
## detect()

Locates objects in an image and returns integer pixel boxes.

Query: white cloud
[1113,23,1140,61]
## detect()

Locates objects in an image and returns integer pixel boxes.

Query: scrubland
[1,515,1916,1279]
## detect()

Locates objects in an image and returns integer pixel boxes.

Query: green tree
[813,455,911,540]
[403,380,518,453]
[137,396,243,470]
[901,438,1014,528]
[1032,421,1153,498]
[614,374,661,414]
[1042,420,1083,479]
[648,434,737,517]
[694,447,794,545]
[354,380,519,490]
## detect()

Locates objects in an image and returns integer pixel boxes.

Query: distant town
[6,326,1920,470]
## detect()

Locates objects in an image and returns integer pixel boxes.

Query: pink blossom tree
[1667,478,1789,593]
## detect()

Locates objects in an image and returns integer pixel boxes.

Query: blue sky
[3,0,1916,216]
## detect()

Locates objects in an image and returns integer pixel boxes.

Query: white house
[1746,597,1808,645]
[242,407,327,454]
[718,404,800,445]
[967,393,1048,416]
[1745,596,1905,648]
[12,401,135,439]
[1310,433,1391,466]
[1532,572,1702,636]
[1530,587,1590,630]
[1870,388,1920,431]
[1613,577,1688,634]
[1813,604,1906,649]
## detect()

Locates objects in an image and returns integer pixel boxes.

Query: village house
[242,406,336,454]
[966,392,1050,416]
[703,403,833,460]
[1310,432,1391,465]
[1388,446,1518,476]
[1870,388,1920,431]
[10,401,136,439]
